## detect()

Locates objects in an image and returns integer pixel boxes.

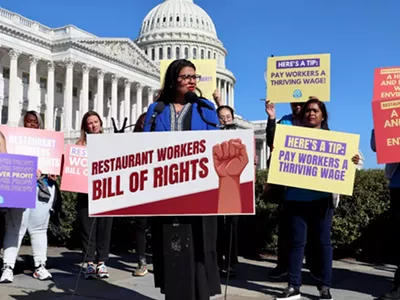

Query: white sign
[87,130,255,217]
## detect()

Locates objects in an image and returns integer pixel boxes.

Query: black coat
[150,104,221,300]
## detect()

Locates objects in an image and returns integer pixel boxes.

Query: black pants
[217,216,239,268]
[286,198,333,288]
[77,194,113,262]
[390,188,400,286]
[135,217,147,260]
[277,202,320,275]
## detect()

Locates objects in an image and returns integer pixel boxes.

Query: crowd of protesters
[0,59,397,300]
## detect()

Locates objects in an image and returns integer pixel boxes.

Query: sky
[0,0,395,169]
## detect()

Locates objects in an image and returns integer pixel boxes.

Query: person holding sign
[143,59,221,300]
[265,99,322,281]
[76,111,113,280]
[272,99,360,300]
[216,105,239,277]
[1,111,60,283]
[371,129,400,300]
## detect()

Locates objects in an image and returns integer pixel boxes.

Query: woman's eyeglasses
[178,74,201,82]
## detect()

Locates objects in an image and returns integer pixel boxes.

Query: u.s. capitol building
[0,0,362,170]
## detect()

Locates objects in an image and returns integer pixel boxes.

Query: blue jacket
[143,99,220,132]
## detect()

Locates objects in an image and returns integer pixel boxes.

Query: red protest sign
[372,100,400,164]
[373,67,400,101]
[60,145,88,193]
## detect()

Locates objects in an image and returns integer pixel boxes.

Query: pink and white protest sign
[0,126,64,175]
[60,145,88,193]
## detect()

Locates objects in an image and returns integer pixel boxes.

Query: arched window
[200,49,204,59]
[163,17,166,22]
[176,47,180,59]
[167,47,172,59]
[177,16,180,22]
[208,50,211,59]
[214,52,216,59]
[159,47,163,60]
[145,49,148,55]
[184,47,189,59]
[193,48,197,59]
[151,48,155,61]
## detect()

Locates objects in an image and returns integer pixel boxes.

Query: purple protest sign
[276,58,320,69]
[0,153,37,209]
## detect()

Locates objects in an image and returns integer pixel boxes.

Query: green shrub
[50,168,392,262]
[332,169,391,261]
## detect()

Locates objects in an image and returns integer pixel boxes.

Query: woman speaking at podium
[143,59,221,300]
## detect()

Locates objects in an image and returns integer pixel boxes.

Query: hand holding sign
[213,139,249,214]
[352,154,360,165]
[265,100,276,119]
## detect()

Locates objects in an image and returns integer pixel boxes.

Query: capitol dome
[139,0,218,39]
[135,0,235,112]
[135,0,228,66]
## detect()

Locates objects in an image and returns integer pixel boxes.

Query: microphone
[184,91,214,110]
[150,101,166,132]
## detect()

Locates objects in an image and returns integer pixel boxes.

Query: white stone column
[131,103,137,125]
[226,82,230,106]
[262,139,267,169]
[135,83,143,118]
[8,49,21,126]
[124,80,131,123]
[227,82,231,107]
[81,64,90,115]
[63,58,74,131]
[146,87,153,109]
[217,78,220,94]
[221,80,226,106]
[163,45,168,60]
[111,75,118,121]
[28,56,38,111]
[96,70,104,118]
[46,62,55,130]
[231,83,235,108]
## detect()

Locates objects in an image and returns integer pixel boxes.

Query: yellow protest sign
[267,125,360,196]
[266,53,330,103]
[160,59,217,100]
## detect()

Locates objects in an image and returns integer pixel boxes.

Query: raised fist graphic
[212,138,249,178]
[212,139,249,214]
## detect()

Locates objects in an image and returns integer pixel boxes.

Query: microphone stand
[150,119,157,132]
[111,117,135,133]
